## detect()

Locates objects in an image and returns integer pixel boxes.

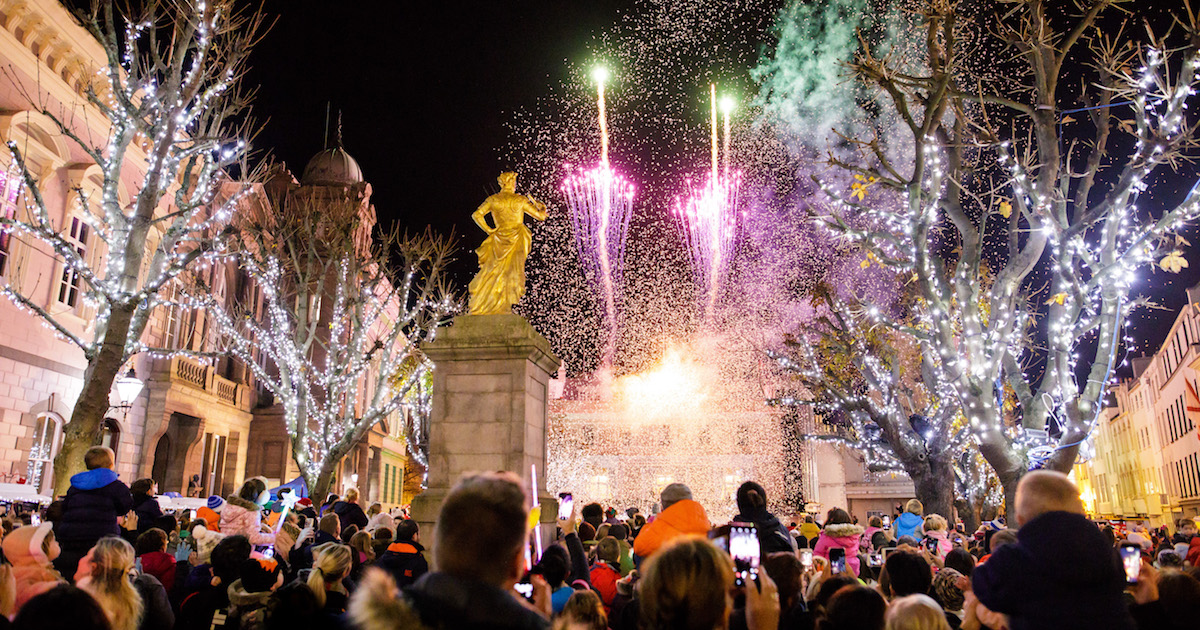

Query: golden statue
[467,172,548,315]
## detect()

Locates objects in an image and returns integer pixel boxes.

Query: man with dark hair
[375,519,429,588]
[581,502,604,531]
[734,480,796,554]
[403,472,549,629]
[882,550,932,599]
[971,470,1135,630]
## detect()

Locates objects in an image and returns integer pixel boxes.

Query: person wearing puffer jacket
[220,478,276,546]
[892,499,925,540]
[922,514,952,557]
[3,522,65,611]
[631,483,710,561]
[812,507,865,575]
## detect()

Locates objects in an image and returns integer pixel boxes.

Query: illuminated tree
[808,0,1200,509]
[193,189,455,501]
[0,1,265,492]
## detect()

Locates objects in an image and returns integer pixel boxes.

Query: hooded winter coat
[331,500,368,532]
[219,496,275,546]
[861,526,882,550]
[375,539,429,589]
[226,578,272,630]
[589,560,621,614]
[893,511,924,540]
[733,508,797,555]
[925,528,952,556]
[813,522,865,575]
[140,550,176,593]
[195,506,222,532]
[2,523,65,609]
[56,468,133,545]
[132,493,164,533]
[972,511,1135,630]
[632,499,710,559]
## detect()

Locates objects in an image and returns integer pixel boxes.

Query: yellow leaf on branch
[998,200,1013,219]
[1160,250,1189,274]
[1044,292,1068,306]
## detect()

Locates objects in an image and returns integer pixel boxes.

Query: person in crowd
[188,521,226,565]
[294,513,341,573]
[226,558,282,630]
[134,529,175,593]
[943,547,975,578]
[3,521,64,610]
[886,594,951,630]
[638,536,780,630]
[977,529,1016,565]
[318,494,338,518]
[923,514,952,557]
[179,535,251,630]
[330,488,368,533]
[589,536,622,614]
[538,545,574,614]
[610,569,639,629]
[607,522,635,576]
[75,538,144,630]
[730,551,810,630]
[293,499,317,524]
[262,581,320,630]
[374,518,428,589]
[401,472,551,629]
[273,522,300,577]
[346,569,415,630]
[931,567,966,628]
[11,584,113,630]
[799,515,821,548]
[883,550,932,600]
[54,447,133,581]
[862,515,885,552]
[129,480,163,535]
[363,508,394,537]
[197,496,224,534]
[971,470,1135,630]
[894,500,925,540]
[820,585,887,630]
[733,481,797,554]
[581,503,604,533]
[1173,518,1197,544]
[220,478,275,546]
[632,483,710,560]
[305,543,352,618]
[630,514,646,540]
[347,530,374,582]
[556,589,607,630]
[813,507,865,575]
[131,559,174,630]
[339,524,359,545]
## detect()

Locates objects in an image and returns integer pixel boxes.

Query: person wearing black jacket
[53,446,133,581]
[330,488,368,532]
[375,518,429,588]
[733,481,796,554]
[130,478,164,535]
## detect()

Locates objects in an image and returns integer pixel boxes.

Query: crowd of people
[0,445,1195,629]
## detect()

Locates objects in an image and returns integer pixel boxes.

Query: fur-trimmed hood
[823,523,864,538]
[225,495,261,512]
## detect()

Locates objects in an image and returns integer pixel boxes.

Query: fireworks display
[561,67,636,370]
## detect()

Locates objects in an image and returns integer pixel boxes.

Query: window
[56,215,89,308]
[0,165,22,277]
[26,413,62,493]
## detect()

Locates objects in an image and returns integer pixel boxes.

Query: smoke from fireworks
[562,67,636,369]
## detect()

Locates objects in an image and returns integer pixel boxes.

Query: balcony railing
[169,356,248,410]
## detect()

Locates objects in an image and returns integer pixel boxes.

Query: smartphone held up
[828,547,846,574]
[729,523,760,587]
[557,493,573,521]
[1119,543,1141,584]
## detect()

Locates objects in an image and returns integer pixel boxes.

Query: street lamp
[112,368,144,411]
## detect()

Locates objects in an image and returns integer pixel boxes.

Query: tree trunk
[306,458,339,506]
[50,304,135,496]
[956,496,981,534]
[979,430,1026,521]
[905,452,956,524]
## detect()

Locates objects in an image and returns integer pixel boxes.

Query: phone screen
[829,547,846,574]
[261,546,274,559]
[557,493,573,521]
[882,515,891,528]
[514,582,534,598]
[1119,544,1141,584]
[798,548,813,568]
[925,537,939,555]
[729,524,760,587]
[30,513,40,526]
[868,552,882,567]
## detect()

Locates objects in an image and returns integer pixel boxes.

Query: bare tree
[193,187,455,502]
[0,0,265,492]
[813,0,1200,509]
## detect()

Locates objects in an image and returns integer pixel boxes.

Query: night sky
[243,0,1196,368]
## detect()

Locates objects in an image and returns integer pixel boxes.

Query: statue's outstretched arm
[525,197,548,221]
[471,202,495,234]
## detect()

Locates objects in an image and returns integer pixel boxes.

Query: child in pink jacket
[2,523,65,611]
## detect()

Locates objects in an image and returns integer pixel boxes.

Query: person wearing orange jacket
[632,483,710,562]
[196,495,224,533]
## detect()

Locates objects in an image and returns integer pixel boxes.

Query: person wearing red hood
[135,528,176,593]
[1187,535,1200,568]
[632,483,709,561]
[3,522,65,611]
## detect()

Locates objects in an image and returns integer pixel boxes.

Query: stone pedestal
[410,314,560,565]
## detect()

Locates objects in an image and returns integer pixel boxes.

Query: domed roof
[301,145,363,186]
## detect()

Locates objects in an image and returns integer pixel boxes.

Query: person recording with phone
[812,508,865,577]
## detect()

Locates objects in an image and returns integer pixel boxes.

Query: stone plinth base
[411,314,560,564]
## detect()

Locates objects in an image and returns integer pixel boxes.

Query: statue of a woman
[467,172,548,315]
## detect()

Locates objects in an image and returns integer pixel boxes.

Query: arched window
[97,418,121,462]
[26,412,63,492]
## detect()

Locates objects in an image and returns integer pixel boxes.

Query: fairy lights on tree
[810,0,1200,509]
[0,0,265,492]
[188,188,456,501]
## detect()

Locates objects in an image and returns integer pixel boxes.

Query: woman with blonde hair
[885,594,951,630]
[306,542,352,615]
[348,530,375,582]
[75,537,143,630]
[921,514,951,557]
[639,536,780,630]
